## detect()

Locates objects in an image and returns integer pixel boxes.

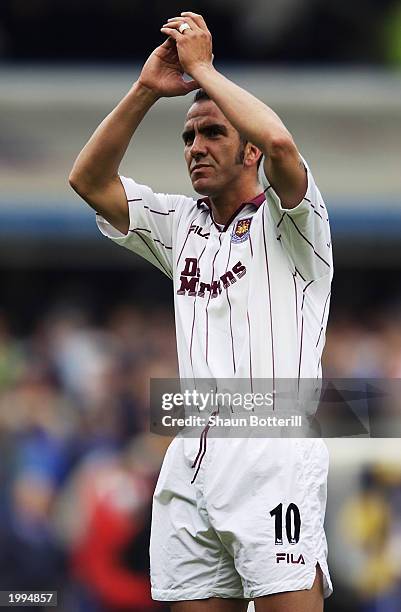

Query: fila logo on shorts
[276,553,306,565]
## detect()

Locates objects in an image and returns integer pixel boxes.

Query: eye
[183,133,194,146]
[206,127,220,137]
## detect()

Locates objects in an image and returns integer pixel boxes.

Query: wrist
[132,80,161,104]
[188,62,216,84]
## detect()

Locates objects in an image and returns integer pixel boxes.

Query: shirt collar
[196,192,266,210]
[196,192,266,232]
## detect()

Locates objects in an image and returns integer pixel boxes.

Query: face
[182,100,246,197]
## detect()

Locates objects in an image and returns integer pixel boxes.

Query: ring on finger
[178,22,191,34]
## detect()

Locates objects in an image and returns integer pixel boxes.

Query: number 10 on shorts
[269,503,301,545]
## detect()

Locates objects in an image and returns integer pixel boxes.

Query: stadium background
[1,0,401,610]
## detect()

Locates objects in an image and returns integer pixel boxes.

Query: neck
[208,180,263,225]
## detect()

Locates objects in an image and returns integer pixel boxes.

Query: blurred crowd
[325,308,401,378]
[0,304,177,612]
[1,0,401,64]
[335,463,401,612]
[1,300,401,611]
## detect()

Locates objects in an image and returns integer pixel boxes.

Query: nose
[190,134,207,160]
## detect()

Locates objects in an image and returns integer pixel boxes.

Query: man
[69,11,333,612]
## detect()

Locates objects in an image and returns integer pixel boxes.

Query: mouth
[191,164,212,174]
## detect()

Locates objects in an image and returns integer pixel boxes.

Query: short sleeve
[96,176,192,279]
[259,158,333,282]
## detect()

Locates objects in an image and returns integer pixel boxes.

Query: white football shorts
[150,437,332,601]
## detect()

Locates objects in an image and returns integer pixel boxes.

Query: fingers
[183,78,200,93]
[164,16,198,32]
[159,37,174,48]
[180,11,209,32]
[160,26,180,42]
[162,11,211,39]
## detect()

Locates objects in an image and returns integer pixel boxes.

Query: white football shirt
[97,160,333,394]
[98,162,333,593]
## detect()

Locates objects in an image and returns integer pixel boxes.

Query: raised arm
[69,38,198,234]
[161,12,307,209]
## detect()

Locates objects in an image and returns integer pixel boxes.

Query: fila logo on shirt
[177,257,246,298]
[188,224,210,239]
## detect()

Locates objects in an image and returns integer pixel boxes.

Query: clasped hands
[160,11,214,79]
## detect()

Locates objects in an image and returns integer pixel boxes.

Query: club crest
[231,217,252,243]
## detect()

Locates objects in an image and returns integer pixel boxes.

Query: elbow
[267,134,297,162]
[68,167,90,198]
[68,171,79,193]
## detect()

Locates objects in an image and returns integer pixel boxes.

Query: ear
[244,143,262,168]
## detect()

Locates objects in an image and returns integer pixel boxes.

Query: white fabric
[97,162,333,385]
[151,437,333,600]
[97,159,334,599]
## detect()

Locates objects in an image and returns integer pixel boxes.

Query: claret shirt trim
[196,192,265,232]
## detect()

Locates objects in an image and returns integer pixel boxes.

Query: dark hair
[192,89,262,169]
[193,88,210,103]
